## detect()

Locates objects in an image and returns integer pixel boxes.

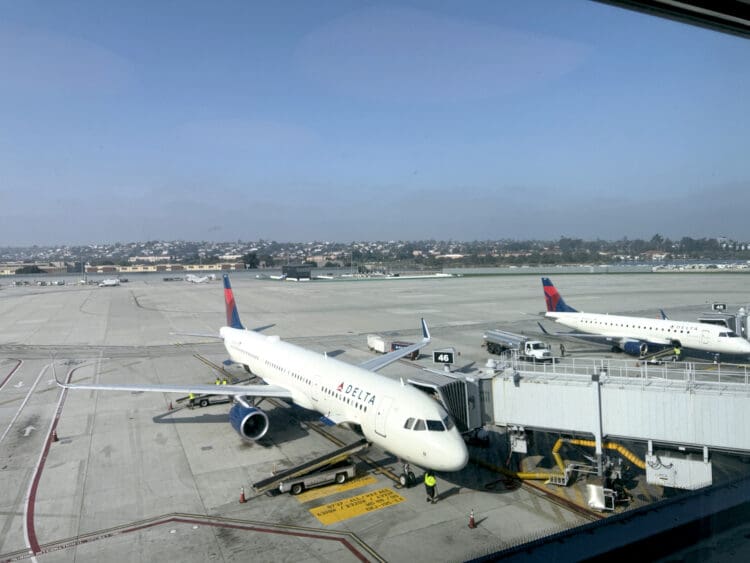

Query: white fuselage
[220,327,469,472]
[546,311,750,357]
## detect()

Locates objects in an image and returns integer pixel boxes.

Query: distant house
[641,251,668,261]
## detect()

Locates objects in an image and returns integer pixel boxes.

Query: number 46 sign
[433,348,455,365]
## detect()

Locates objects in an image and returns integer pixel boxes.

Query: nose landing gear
[399,462,417,487]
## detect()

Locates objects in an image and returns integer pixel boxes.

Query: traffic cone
[468,509,476,529]
[52,430,59,442]
[239,487,247,504]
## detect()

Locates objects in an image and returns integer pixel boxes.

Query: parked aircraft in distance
[540,277,750,361]
[57,274,468,480]
[185,273,216,283]
[98,278,120,287]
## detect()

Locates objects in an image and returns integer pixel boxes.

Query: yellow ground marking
[310,488,405,525]
[295,475,378,503]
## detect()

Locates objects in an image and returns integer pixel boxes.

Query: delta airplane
[57,274,468,480]
[541,277,750,361]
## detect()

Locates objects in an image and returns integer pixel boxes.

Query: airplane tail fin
[223,274,245,329]
[542,277,577,313]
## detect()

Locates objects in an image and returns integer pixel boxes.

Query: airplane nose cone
[437,434,469,472]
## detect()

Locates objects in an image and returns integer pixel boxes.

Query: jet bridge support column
[592,370,605,477]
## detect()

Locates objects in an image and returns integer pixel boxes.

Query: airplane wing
[55,373,293,399]
[358,318,431,372]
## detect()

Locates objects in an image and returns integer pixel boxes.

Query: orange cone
[239,487,247,504]
[468,509,476,529]
[52,430,59,442]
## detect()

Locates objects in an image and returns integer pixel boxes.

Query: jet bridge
[408,368,493,432]
[491,358,750,490]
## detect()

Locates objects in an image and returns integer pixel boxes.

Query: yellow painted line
[310,488,405,525]
[295,475,378,503]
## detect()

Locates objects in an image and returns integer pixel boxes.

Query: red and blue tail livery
[223,274,245,329]
[542,277,577,313]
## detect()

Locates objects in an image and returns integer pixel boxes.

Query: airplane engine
[229,404,270,441]
[622,341,647,356]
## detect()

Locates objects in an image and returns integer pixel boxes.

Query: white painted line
[0,364,48,445]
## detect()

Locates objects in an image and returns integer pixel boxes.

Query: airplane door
[375,396,393,438]
[701,330,710,345]
[311,376,319,402]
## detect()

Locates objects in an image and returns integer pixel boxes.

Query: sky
[1,0,748,245]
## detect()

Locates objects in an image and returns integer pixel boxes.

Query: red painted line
[28,516,373,562]
[172,518,370,562]
[19,363,376,563]
[0,359,23,390]
[25,365,75,555]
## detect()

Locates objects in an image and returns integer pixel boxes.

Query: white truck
[367,334,419,360]
[483,329,554,362]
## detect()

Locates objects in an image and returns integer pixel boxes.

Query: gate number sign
[433,350,454,364]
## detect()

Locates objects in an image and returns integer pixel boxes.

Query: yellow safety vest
[425,474,436,487]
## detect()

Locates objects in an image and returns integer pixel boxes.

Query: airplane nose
[439,434,469,471]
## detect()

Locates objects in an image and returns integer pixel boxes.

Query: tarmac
[1,272,749,562]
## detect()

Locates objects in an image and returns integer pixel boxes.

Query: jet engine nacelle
[622,341,648,356]
[229,404,270,441]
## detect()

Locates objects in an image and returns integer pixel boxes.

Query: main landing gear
[399,462,417,487]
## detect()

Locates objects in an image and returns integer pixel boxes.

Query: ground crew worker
[215,377,221,385]
[188,392,195,408]
[424,470,437,504]
[221,378,228,385]
[673,346,681,362]
[559,343,566,357]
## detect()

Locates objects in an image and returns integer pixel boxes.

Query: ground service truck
[483,329,554,362]
[367,335,419,360]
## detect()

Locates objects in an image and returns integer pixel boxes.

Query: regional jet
[540,277,750,361]
[57,274,468,480]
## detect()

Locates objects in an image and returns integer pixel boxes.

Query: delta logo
[336,381,376,405]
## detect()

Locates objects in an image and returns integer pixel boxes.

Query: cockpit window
[404,417,415,429]
[413,419,426,431]
[426,419,445,431]
[443,415,455,430]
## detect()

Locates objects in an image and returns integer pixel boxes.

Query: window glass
[427,419,445,431]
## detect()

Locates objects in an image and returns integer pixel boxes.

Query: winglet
[223,274,245,330]
[659,309,668,320]
[542,277,577,313]
[537,321,550,335]
[421,318,431,342]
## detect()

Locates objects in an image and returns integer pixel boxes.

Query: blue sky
[1,1,748,245]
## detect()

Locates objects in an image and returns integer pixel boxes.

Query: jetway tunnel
[408,357,750,494]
